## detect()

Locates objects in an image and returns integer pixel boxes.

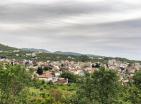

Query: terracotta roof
[38,72,54,78]
[55,78,68,84]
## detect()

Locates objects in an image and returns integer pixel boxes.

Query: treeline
[67,68,141,104]
[0,63,141,104]
[1,49,140,64]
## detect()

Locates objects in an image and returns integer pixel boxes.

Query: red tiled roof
[55,78,68,84]
[38,72,54,78]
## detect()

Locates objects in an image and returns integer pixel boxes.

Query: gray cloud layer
[0,0,141,60]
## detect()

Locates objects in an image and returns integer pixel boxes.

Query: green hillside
[0,43,17,51]
[0,43,140,63]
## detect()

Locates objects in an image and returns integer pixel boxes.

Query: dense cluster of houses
[0,56,141,84]
[107,59,141,84]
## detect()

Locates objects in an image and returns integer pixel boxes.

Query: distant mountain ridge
[0,43,141,62]
[0,43,105,57]
[22,48,50,53]
[54,51,82,56]
[0,43,83,56]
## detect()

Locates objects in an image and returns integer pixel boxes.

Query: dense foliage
[0,63,31,104]
[67,68,120,104]
[0,63,141,104]
[60,71,79,83]
[133,70,141,89]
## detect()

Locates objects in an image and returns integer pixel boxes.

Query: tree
[127,84,141,104]
[71,67,121,104]
[79,55,89,62]
[43,65,52,71]
[37,67,43,75]
[0,63,31,104]
[60,71,78,83]
[125,70,141,104]
[133,70,141,89]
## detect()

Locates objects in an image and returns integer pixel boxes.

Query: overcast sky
[0,0,141,60]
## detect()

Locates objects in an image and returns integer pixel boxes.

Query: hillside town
[1,55,141,85]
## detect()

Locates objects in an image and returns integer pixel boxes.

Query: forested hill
[0,43,17,51]
[0,43,141,63]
